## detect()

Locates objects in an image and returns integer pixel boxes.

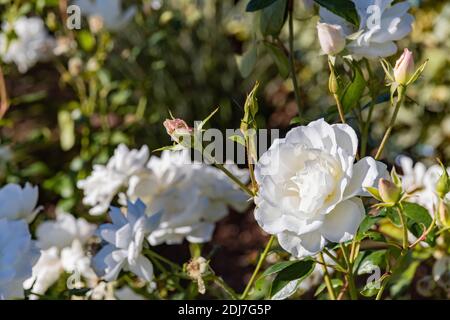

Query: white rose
[77,144,149,215]
[319,0,414,58]
[23,247,63,299]
[317,22,346,55]
[93,200,162,282]
[127,150,249,245]
[0,183,41,223]
[0,219,40,299]
[254,119,387,258]
[36,211,96,250]
[398,155,450,215]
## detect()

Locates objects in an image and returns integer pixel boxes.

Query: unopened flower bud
[394,48,414,85]
[378,178,402,204]
[328,69,339,94]
[317,22,346,56]
[163,118,193,145]
[436,169,450,199]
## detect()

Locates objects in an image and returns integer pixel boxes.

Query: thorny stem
[319,253,336,300]
[375,85,406,160]
[240,235,275,300]
[288,0,302,116]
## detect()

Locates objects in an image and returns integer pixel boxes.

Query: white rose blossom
[77,144,149,215]
[319,0,414,58]
[92,200,162,282]
[23,212,97,298]
[254,119,387,258]
[0,219,40,300]
[0,183,42,223]
[73,0,137,31]
[22,247,62,298]
[127,150,249,245]
[397,156,450,215]
[79,144,249,245]
[0,17,55,73]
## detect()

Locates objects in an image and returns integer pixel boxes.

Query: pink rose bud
[317,22,346,55]
[163,118,193,144]
[394,48,415,85]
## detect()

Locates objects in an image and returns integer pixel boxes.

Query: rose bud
[163,118,193,145]
[317,22,346,55]
[436,169,450,199]
[394,48,414,85]
[378,178,402,204]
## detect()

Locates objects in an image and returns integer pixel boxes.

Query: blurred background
[0,0,449,298]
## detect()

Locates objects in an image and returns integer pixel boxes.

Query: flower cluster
[78,145,249,245]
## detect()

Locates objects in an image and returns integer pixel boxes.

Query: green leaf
[246,0,279,12]
[263,42,289,78]
[366,231,386,242]
[360,279,383,297]
[261,260,298,278]
[402,202,432,227]
[357,214,383,238]
[260,0,287,36]
[236,44,257,78]
[381,206,401,227]
[340,61,366,113]
[270,260,315,298]
[314,279,343,297]
[402,202,435,245]
[357,250,387,275]
[389,260,420,297]
[313,0,359,26]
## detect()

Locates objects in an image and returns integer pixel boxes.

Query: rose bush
[0,0,448,302]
